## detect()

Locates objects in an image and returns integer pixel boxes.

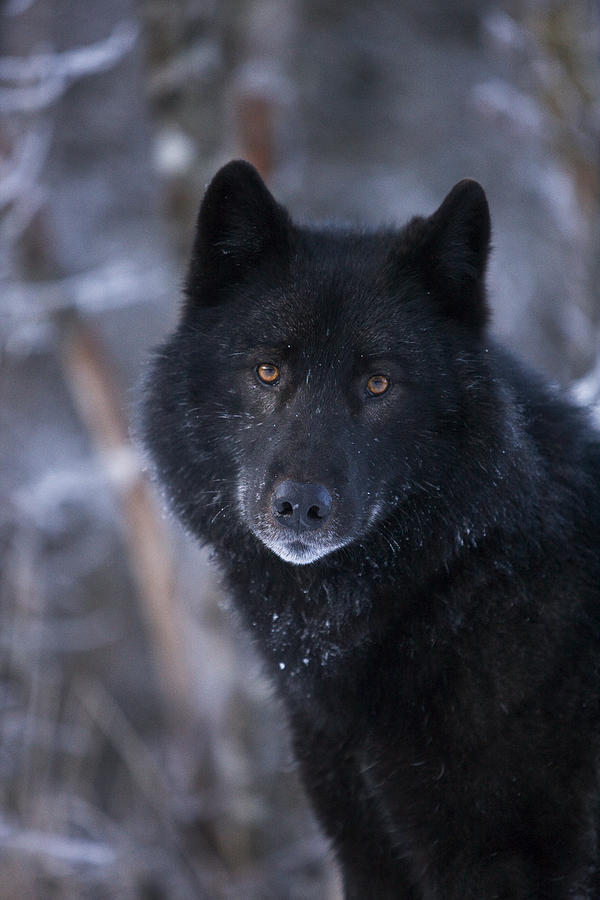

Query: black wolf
[142,160,600,898]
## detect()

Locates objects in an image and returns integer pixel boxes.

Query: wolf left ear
[412,180,491,329]
[186,160,291,304]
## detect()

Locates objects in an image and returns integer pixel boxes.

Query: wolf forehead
[185,159,491,343]
[221,251,428,354]
[194,225,453,361]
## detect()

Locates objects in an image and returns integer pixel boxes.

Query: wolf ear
[186,160,291,303]
[411,180,491,329]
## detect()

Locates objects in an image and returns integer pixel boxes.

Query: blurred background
[1,1,599,898]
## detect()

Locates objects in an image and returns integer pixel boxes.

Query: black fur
[142,160,600,899]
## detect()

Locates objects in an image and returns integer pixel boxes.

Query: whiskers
[376,519,404,556]
[187,404,265,432]
[210,502,234,525]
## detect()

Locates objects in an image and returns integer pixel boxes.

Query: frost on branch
[0,21,139,113]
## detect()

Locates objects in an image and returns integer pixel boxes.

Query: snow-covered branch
[0,125,52,275]
[0,818,117,868]
[0,20,139,113]
[0,125,51,208]
[0,253,173,355]
[4,0,39,15]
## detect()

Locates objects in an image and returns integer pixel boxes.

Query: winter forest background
[1,1,599,898]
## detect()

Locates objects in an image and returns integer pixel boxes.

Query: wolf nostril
[307,504,326,521]
[277,500,294,517]
[272,481,333,532]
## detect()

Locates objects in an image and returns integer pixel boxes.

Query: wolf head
[143,161,501,566]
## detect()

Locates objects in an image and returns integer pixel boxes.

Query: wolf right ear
[186,160,291,304]
[400,180,491,330]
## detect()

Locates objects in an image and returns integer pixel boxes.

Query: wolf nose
[272,481,333,532]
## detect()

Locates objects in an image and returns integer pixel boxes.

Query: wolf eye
[367,374,390,396]
[256,363,280,385]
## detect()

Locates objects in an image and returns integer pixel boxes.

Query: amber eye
[256,363,280,385]
[366,374,390,396]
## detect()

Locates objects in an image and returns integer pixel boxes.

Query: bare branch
[60,321,194,726]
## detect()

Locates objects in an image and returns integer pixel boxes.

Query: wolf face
[144,161,501,566]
